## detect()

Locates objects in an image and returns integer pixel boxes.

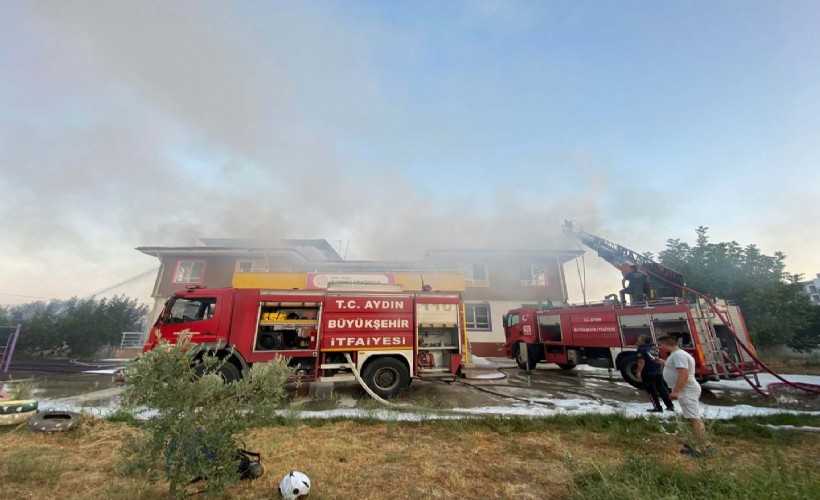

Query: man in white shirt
[656,334,708,455]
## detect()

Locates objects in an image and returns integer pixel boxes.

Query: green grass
[0,447,66,487]
[570,451,819,500]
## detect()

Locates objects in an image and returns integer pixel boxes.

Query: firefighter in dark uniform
[620,264,650,304]
[636,334,675,412]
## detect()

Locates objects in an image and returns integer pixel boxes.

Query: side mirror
[502,314,509,328]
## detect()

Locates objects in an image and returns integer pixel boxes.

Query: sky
[1,0,819,306]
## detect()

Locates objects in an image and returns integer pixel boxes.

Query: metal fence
[120,331,148,349]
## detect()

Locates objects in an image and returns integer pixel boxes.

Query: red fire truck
[504,297,760,387]
[143,286,465,398]
[505,221,761,387]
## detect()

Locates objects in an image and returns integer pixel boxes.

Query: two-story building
[137,239,581,357]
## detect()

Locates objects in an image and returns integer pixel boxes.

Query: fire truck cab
[504,298,760,388]
[144,286,465,398]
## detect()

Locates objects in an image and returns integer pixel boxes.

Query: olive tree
[117,336,293,498]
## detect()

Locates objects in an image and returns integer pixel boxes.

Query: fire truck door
[506,312,522,340]
[152,290,233,345]
[537,315,562,343]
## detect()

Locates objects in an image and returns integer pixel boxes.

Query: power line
[0,292,53,300]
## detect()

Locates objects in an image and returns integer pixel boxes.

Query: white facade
[463,300,528,348]
[802,273,820,305]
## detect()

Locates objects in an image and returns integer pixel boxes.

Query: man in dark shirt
[620,265,650,304]
[636,334,674,412]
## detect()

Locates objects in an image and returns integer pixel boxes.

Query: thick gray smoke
[1,1,815,304]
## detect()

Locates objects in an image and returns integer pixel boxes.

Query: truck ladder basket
[641,268,820,398]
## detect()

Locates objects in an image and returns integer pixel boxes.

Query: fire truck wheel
[193,359,242,383]
[361,357,409,399]
[218,361,242,383]
[618,354,644,389]
[514,344,538,371]
[557,364,576,370]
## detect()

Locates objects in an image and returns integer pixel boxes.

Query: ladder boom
[562,220,685,297]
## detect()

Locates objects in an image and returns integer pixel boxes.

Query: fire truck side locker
[415,296,464,378]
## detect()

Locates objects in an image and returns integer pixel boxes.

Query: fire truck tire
[192,358,242,383]
[218,361,242,383]
[514,344,538,371]
[361,357,410,399]
[618,354,643,389]
[557,364,577,370]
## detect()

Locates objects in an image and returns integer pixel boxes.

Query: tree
[657,227,817,350]
[117,336,292,498]
[4,295,149,358]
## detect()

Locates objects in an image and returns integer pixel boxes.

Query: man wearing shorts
[657,335,708,455]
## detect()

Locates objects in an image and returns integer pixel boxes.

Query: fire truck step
[318,375,356,383]
[418,373,457,380]
[320,363,348,369]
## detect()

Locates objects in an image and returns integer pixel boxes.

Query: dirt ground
[758,356,820,376]
[1,415,819,499]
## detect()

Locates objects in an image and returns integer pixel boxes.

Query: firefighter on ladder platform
[620,264,651,304]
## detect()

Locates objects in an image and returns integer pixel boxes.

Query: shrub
[117,338,293,498]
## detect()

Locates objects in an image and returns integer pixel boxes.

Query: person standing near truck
[636,334,674,413]
[657,335,709,456]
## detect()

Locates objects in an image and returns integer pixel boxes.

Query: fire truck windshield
[508,313,520,326]
[160,296,217,325]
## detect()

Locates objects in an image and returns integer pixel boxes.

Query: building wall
[802,273,820,305]
[452,257,569,357]
[461,258,565,302]
[464,300,524,357]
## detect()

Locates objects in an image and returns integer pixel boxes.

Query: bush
[118,338,293,498]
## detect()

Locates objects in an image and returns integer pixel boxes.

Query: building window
[465,303,492,331]
[236,260,268,273]
[810,285,818,294]
[520,264,548,286]
[462,263,489,286]
[174,260,205,284]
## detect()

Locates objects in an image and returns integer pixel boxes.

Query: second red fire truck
[143,285,465,398]
[505,221,761,387]
[504,297,760,387]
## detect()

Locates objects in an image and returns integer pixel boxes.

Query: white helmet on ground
[279,470,311,499]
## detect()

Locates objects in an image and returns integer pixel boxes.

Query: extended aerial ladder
[562,220,820,398]
[562,220,685,300]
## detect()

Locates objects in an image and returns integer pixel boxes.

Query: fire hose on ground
[342,353,596,411]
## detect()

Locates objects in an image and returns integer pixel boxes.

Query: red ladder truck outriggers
[504,222,761,388]
[143,284,466,398]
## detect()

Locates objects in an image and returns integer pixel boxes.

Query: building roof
[426,248,583,262]
[137,239,342,262]
[136,241,582,268]
[198,238,342,261]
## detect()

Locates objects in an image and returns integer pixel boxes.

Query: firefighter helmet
[279,470,311,499]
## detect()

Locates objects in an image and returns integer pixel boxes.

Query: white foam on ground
[46,396,819,422]
[702,373,820,391]
[469,372,507,380]
[82,368,125,375]
[469,355,499,367]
